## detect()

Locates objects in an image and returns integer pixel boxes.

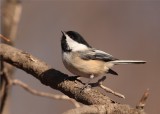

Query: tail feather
[108,69,118,75]
[111,60,146,65]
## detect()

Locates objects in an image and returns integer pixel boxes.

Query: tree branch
[136,89,149,110]
[63,105,146,114]
[12,79,80,108]
[0,43,147,114]
[1,0,22,113]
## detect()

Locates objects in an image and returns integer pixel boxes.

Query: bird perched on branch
[61,31,146,86]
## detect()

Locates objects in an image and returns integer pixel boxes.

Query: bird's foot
[81,83,92,92]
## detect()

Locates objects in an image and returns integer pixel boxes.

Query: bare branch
[0,64,13,113]
[0,43,111,105]
[1,0,22,42]
[12,79,80,108]
[1,67,80,107]
[63,105,107,114]
[0,43,147,114]
[63,105,146,114]
[1,0,22,113]
[136,89,149,109]
[0,34,11,42]
[99,84,125,99]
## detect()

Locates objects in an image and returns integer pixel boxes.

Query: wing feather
[80,49,118,62]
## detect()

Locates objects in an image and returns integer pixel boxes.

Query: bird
[61,31,146,86]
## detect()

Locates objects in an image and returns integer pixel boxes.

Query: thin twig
[0,34,11,42]
[99,84,125,99]
[12,79,80,108]
[91,76,125,99]
[136,89,149,109]
[0,67,12,113]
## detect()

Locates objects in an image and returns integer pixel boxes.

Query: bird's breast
[62,52,109,78]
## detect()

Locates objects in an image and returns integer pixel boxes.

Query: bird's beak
[61,31,66,36]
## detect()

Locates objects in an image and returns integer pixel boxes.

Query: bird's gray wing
[80,49,118,62]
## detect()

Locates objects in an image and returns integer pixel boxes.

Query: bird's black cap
[63,31,91,48]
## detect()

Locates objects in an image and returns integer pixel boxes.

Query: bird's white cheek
[65,35,88,51]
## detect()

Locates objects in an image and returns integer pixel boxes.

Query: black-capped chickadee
[61,31,146,85]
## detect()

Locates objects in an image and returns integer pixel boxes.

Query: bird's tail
[111,60,146,65]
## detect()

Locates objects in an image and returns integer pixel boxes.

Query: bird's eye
[69,35,73,38]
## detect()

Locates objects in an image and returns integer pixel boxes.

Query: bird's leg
[82,74,94,90]
[86,74,94,85]
[89,76,106,87]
